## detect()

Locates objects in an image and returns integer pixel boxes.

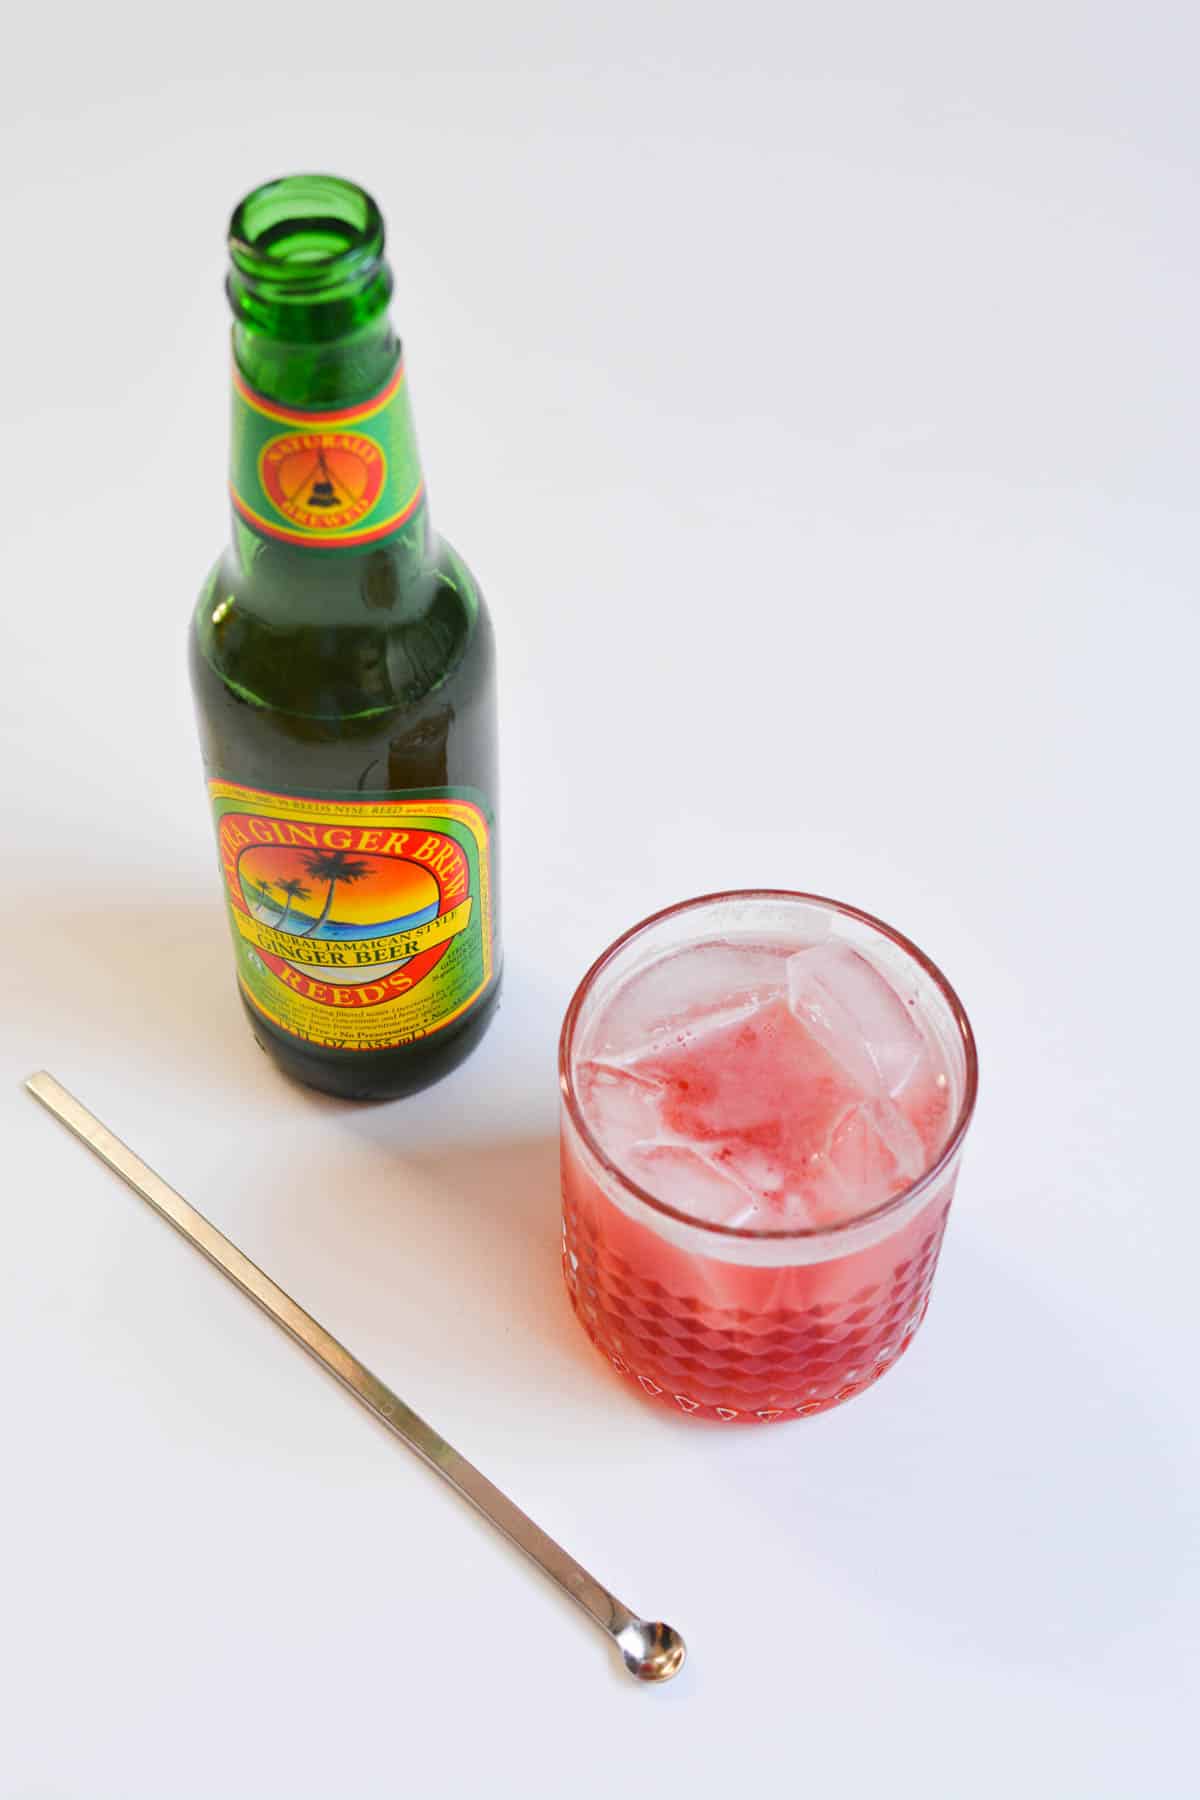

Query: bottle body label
[229,362,424,549]
[208,780,495,1053]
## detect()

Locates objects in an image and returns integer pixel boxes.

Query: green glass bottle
[190,175,501,1100]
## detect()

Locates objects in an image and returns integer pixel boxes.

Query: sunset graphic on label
[229,832,468,1002]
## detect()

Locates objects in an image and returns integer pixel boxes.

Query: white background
[2,5,1197,1795]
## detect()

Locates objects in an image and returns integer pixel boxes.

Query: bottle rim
[228,174,385,301]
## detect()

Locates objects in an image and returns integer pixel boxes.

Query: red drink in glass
[559,893,977,1423]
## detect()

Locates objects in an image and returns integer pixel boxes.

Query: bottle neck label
[229,361,425,549]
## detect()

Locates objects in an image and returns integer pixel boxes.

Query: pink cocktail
[559,892,977,1423]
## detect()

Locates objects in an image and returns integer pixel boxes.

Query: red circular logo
[259,430,386,532]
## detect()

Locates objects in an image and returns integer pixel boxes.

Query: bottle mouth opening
[228,174,385,298]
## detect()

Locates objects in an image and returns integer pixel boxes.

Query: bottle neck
[225,175,429,558]
[228,328,428,555]
[231,311,398,411]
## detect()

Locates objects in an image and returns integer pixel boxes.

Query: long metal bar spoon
[26,1071,686,1684]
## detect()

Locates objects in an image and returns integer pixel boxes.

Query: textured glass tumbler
[559,892,978,1423]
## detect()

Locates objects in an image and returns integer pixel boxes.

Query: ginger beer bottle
[191,175,500,1099]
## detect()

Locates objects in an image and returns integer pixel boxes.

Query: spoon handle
[25,1073,641,1652]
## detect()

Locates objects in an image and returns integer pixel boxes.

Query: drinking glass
[559,892,978,1423]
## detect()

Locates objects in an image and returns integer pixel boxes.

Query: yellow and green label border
[209,781,495,1053]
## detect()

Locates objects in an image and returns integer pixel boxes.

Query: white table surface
[2,6,1197,1796]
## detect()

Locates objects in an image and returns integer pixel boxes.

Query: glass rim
[558,888,979,1245]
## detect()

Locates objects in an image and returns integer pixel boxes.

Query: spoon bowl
[616,1618,687,1682]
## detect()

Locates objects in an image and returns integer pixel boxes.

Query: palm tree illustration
[252,877,276,914]
[297,850,373,937]
[274,878,313,932]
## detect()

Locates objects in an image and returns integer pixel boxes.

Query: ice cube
[590,994,770,1071]
[631,1140,762,1229]
[577,1060,665,1155]
[856,1096,927,1183]
[786,942,925,1098]
[580,1057,784,1227]
[587,940,788,1062]
[798,1096,928,1224]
